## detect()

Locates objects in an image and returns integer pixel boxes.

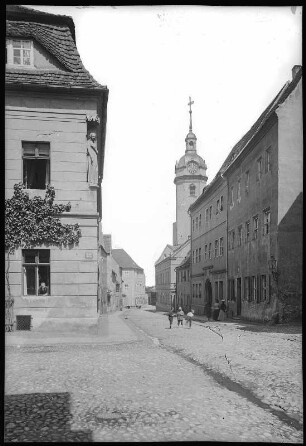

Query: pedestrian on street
[205,302,212,321]
[177,307,184,327]
[186,309,194,328]
[212,300,220,321]
[168,308,175,329]
[218,299,227,321]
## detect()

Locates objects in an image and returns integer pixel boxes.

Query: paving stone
[4,309,303,443]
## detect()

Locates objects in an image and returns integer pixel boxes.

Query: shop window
[23,249,50,296]
[23,142,50,189]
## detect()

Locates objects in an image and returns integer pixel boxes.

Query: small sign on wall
[85,252,94,260]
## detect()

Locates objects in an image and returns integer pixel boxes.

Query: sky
[28,5,302,285]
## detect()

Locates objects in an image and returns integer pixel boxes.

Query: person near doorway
[168,308,175,329]
[177,307,184,327]
[212,300,220,321]
[218,299,227,321]
[204,302,212,321]
[186,309,194,328]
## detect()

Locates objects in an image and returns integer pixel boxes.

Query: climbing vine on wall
[5,183,82,330]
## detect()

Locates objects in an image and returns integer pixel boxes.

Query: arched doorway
[204,279,212,317]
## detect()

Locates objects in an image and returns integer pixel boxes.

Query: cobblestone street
[5,308,303,442]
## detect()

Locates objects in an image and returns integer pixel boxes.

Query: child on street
[186,309,194,328]
[177,307,184,327]
[168,308,175,329]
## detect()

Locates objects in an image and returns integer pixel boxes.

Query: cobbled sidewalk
[126,307,303,427]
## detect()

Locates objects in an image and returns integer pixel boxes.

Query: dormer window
[6,39,34,67]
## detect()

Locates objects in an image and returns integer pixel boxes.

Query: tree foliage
[5,183,81,330]
[5,183,81,254]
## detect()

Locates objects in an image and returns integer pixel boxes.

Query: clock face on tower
[187,161,198,174]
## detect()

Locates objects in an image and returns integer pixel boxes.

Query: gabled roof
[189,66,302,212]
[112,249,143,271]
[176,252,191,270]
[6,5,107,91]
[221,66,302,174]
[154,244,174,265]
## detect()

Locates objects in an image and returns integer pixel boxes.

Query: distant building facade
[155,98,207,312]
[189,65,302,322]
[112,249,146,307]
[222,65,302,321]
[5,6,108,330]
[189,173,227,316]
[145,286,157,306]
[175,252,191,312]
[99,235,122,314]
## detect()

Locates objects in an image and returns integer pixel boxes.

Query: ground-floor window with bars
[23,249,50,296]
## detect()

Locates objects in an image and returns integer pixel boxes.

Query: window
[214,240,219,258]
[205,208,208,222]
[252,276,257,301]
[253,216,258,240]
[237,179,241,202]
[199,213,202,228]
[265,148,271,173]
[238,226,242,246]
[263,209,270,235]
[245,221,250,243]
[196,217,198,230]
[216,199,220,214]
[192,284,195,298]
[193,250,195,264]
[116,283,120,292]
[219,281,223,300]
[190,184,196,196]
[244,276,250,301]
[23,249,50,296]
[257,157,262,182]
[229,230,235,250]
[215,282,218,300]
[245,170,250,195]
[209,206,212,220]
[196,249,198,263]
[204,244,207,260]
[230,186,234,207]
[208,243,212,259]
[6,39,33,66]
[261,275,267,301]
[199,247,202,262]
[23,142,50,189]
[219,237,224,256]
[192,219,195,232]
[220,195,224,211]
[228,279,235,301]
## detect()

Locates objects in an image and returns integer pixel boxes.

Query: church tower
[173,97,208,246]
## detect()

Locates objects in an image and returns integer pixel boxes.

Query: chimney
[292,65,302,80]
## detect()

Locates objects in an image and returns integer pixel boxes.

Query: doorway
[204,279,212,317]
[237,278,241,316]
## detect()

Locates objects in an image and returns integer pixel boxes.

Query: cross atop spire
[188,96,194,131]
